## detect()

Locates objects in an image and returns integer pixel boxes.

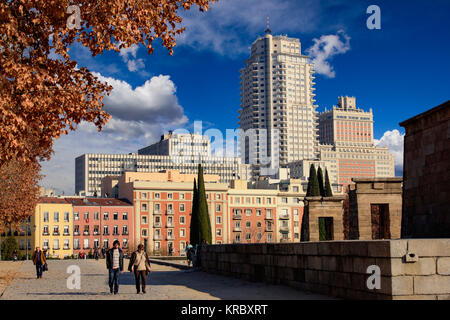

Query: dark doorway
[319,217,334,241]
[371,204,391,239]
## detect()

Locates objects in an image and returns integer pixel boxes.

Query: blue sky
[41,0,450,194]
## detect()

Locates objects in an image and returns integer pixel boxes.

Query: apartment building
[317,96,395,186]
[66,198,134,255]
[111,171,229,255]
[238,28,318,176]
[75,134,250,196]
[34,198,73,259]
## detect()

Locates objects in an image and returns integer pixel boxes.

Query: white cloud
[305,30,350,78]
[39,73,189,195]
[177,0,325,56]
[119,44,145,72]
[375,129,405,174]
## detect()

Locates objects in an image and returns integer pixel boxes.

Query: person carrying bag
[128,244,151,294]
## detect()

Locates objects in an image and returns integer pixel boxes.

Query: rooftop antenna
[265,15,272,34]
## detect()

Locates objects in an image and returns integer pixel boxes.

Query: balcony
[279,214,290,220]
[63,246,70,250]
[122,232,129,235]
[233,227,241,232]
[153,223,162,228]
[73,232,80,236]
[166,210,174,215]
[43,232,50,236]
[265,215,273,220]
[232,214,242,220]
[63,232,70,236]
[103,232,109,236]
[279,226,290,233]
[93,232,99,236]
[166,223,174,228]
[154,211,161,215]
[83,231,90,236]
[53,232,60,236]
[265,227,273,232]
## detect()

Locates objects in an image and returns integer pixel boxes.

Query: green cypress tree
[197,164,212,244]
[189,178,200,246]
[307,164,320,197]
[317,166,325,197]
[324,169,333,197]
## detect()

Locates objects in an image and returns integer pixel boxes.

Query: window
[167,216,173,226]
[141,203,147,211]
[56,239,62,250]
[63,226,69,235]
[155,203,160,212]
[103,226,109,235]
[256,209,262,216]
[267,233,272,242]
[103,212,109,220]
[142,192,147,199]
[246,221,251,228]
[103,239,109,248]
[234,197,240,204]
[142,229,147,237]
[43,211,49,222]
[168,193,173,199]
[180,229,186,237]
[216,204,221,212]
[294,209,299,216]
[94,212,99,220]
[123,226,128,235]
[167,204,173,212]
[154,193,160,198]
[216,229,222,237]
[53,226,59,235]
[180,193,185,200]
[245,209,252,216]
[73,212,79,221]
[246,197,251,204]
[246,233,251,241]
[179,203,185,212]
[179,216,185,225]
[113,212,118,220]
[53,212,59,222]
[122,212,128,220]
[113,226,119,235]
[267,198,272,204]
[235,234,241,242]
[123,239,128,248]
[282,197,288,203]
[142,216,148,224]
[64,212,70,222]
[216,216,222,224]
[256,197,261,204]
[53,239,60,250]
[293,186,299,193]
[64,239,70,250]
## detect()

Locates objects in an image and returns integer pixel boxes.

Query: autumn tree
[0,0,217,223]
[1,0,217,165]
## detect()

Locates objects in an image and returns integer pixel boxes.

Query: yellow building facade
[34,198,73,259]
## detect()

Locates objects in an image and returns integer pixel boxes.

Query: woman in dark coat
[32,247,47,279]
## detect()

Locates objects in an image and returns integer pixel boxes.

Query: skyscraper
[238,27,318,177]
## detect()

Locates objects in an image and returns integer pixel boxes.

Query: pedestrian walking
[31,247,47,279]
[106,240,124,295]
[185,242,194,267]
[128,244,152,294]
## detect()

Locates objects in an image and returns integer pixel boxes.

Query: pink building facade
[66,198,134,255]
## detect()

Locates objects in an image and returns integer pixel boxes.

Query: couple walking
[106,241,151,295]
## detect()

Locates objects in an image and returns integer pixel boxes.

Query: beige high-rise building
[238,27,318,176]
[318,96,395,186]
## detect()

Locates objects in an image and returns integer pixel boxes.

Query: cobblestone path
[0,259,333,300]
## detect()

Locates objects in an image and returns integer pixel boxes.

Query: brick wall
[200,239,450,300]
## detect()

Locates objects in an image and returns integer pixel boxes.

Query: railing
[63,246,70,250]
[103,232,109,235]
[43,232,50,236]
[122,232,129,235]
[265,215,273,220]
[233,214,242,220]
[63,232,70,236]
[153,223,162,228]
[166,223,174,228]
[279,226,290,232]
[166,210,174,215]
[279,214,290,220]
[83,231,90,235]
[233,227,241,232]
[74,232,80,236]
[53,232,60,236]
[154,211,161,215]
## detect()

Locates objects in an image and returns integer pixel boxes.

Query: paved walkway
[0,259,333,300]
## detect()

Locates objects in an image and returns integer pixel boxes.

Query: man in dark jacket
[106,240,124,294]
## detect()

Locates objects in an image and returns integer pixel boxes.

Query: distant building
[317,96,395,186]
[399,100,450,238]
[238,29,318,176]
[75,133,251,196]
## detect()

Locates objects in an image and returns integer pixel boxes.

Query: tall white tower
[238,25,318,177]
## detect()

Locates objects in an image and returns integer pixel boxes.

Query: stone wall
[400,100,450,238]
[201,239,450,300]
[349,178,403,240]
